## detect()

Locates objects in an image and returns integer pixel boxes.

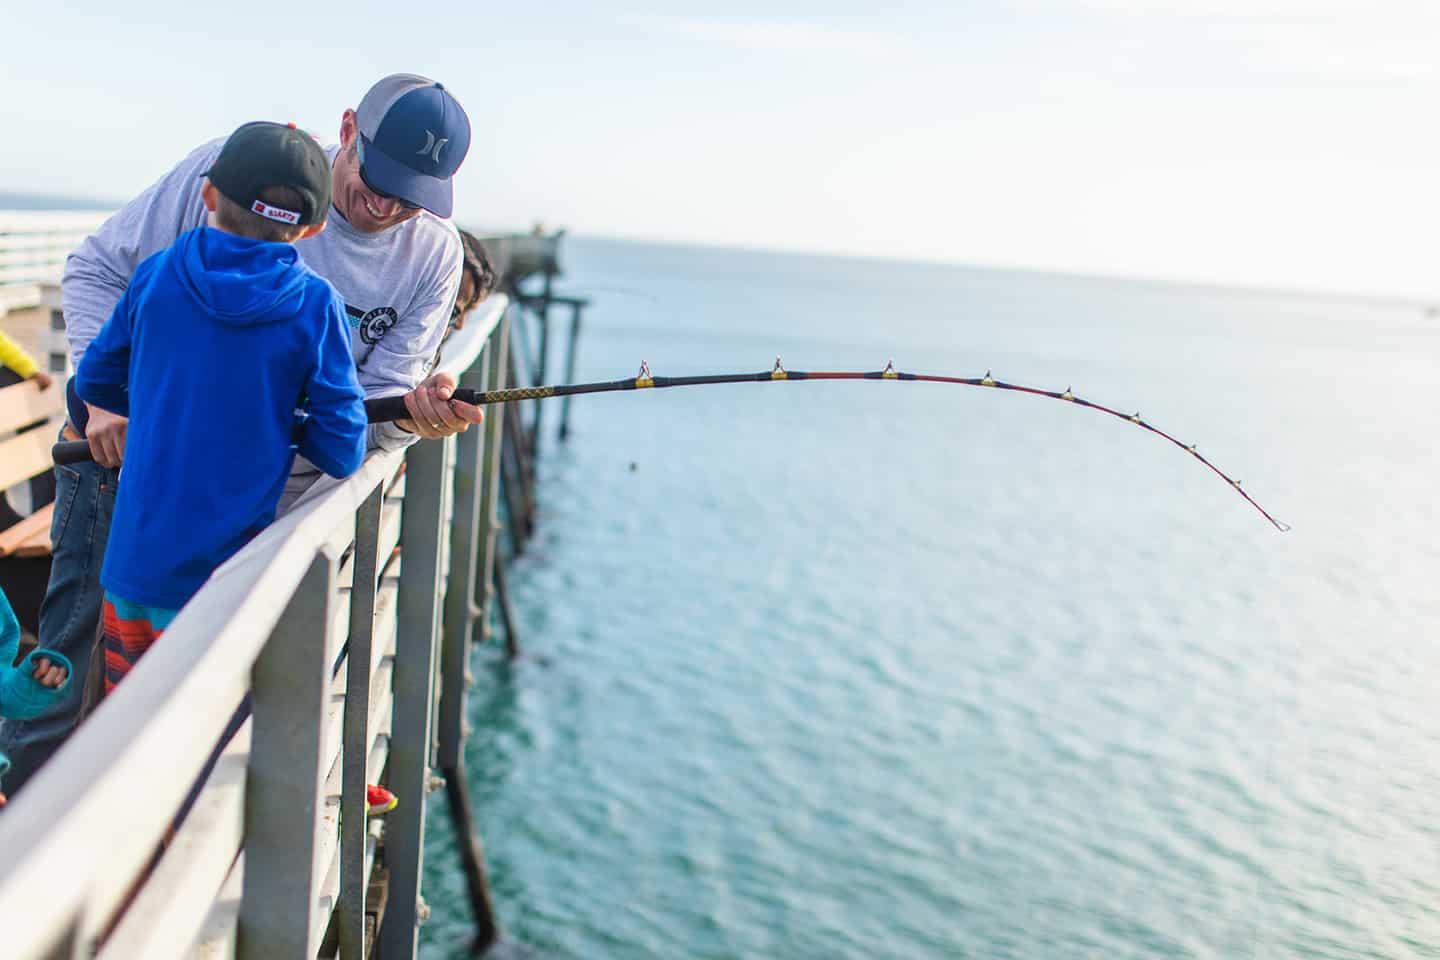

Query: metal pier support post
[239,549,340,959]
[502,347,538,548]
[497,453,525,558]
[493,558,520,660]
[381,431,454,959]
[502,415,536,548]
[442,775,498,951]
[558,300,584,442]
[530,283,551,460]
[507,292,537,393]
[534,271,553,383]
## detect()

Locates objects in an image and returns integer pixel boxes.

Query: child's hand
[27,370,53,390]
[31,656,68,689]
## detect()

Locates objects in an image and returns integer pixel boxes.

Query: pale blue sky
[4,1,1437,296]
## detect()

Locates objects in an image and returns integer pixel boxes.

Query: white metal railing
[0,210,111,316]
[0,295,512,960]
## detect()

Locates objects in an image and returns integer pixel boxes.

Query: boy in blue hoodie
[74,121,368,691]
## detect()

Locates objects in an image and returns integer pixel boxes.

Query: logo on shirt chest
[345,305,399,345]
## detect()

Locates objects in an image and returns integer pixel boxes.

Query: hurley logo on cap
[417,130,449,163]
[251,200,302,225]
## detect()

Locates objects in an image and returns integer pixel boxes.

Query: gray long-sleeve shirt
[62,138,463,454]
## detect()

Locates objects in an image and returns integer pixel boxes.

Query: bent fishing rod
[51,359,1288,532]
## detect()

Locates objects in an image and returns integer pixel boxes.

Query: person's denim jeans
[0,453,118,795]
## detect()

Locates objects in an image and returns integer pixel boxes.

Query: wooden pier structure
[0,211,587,958]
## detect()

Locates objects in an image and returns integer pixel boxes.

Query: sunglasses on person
[357,157,422,212]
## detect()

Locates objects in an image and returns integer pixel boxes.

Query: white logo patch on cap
[251,200,301,225]
[417,130,449,163]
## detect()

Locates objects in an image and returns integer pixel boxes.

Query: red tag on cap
[251,200,302,225]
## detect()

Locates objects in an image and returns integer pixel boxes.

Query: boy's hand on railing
[397,372,483,439]
[85,404,128,468]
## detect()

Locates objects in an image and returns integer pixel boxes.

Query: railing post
[434,317,509,951]
[531,290,550,459]
[238,548,339,960]
[476,311,511,651]
[439,320,497,742]
[442,347,491,732]
[339,485,384,959]
[381,431,454,959]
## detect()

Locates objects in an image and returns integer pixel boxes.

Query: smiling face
[332,110,425,234]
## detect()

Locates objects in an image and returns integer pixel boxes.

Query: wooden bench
[1,211,104,566]
[1,213,109,635]
[0,375,63,553]
[0,374,65,633]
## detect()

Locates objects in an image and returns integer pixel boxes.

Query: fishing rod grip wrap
[52,440,93,465]
[364,396,412,422]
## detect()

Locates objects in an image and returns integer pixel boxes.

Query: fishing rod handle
[363,388,481,423]
[52,440,94,466]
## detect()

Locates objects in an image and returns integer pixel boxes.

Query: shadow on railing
[0,295,513,960]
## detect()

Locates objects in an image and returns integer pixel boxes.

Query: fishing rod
[51,359,1288,531]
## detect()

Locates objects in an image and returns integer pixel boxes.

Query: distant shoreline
[564,231,1437,313]
[0,191,122,211]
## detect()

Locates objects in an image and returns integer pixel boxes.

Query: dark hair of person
[455,230,498,317]
[212,185,311,243]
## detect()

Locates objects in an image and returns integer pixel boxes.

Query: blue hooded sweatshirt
[76,226,367,610]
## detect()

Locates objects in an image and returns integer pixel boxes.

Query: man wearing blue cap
[0,74,481,795]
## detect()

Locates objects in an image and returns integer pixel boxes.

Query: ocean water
[421,237,1440,959]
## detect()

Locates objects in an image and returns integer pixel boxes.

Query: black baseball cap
[206,121,332,226]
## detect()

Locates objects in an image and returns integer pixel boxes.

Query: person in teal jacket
[0,586,69,803]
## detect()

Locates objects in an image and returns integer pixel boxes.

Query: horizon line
[474,224,1437,311]
[1,190,1429,310]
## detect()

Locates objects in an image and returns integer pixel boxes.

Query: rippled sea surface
[421,237,1440,959]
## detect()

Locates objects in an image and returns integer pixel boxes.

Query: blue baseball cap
[355,74,471,218]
